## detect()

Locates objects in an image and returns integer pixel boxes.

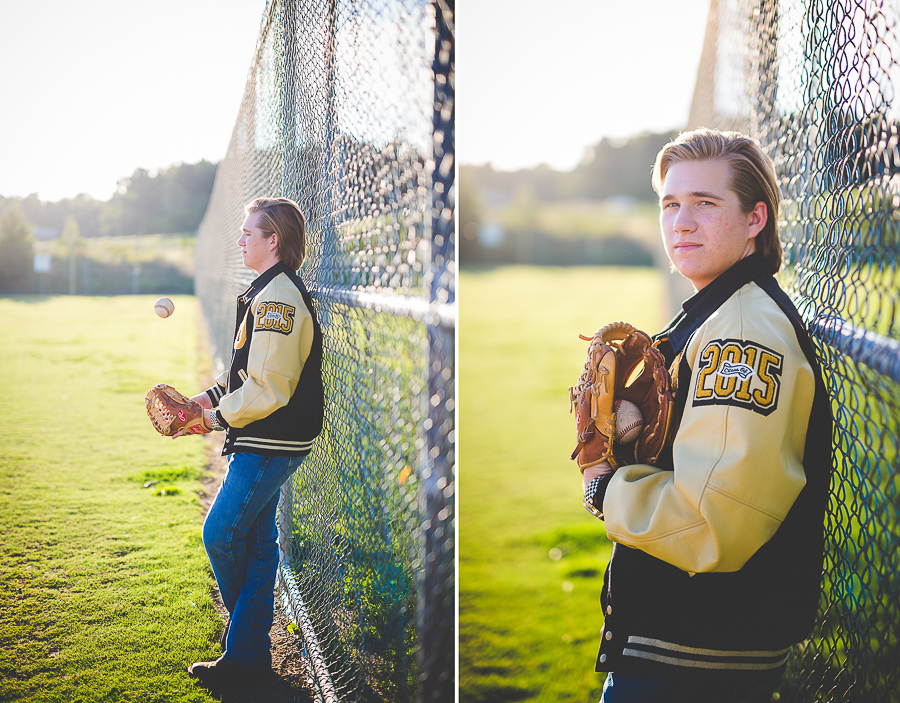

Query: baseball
[154,297,175,318]
[615,400,643,444]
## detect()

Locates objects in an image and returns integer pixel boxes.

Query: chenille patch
[692,338,784,416]
[234,314,248,349]
[254,302,296,335]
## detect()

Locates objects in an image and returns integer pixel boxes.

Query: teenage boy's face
[658,159,766,290]
[237,211,277,274]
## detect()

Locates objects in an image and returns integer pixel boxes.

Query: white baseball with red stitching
[614,399,643,444]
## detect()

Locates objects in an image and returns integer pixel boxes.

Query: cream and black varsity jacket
[595,254,831,681]
[205,261,324,457]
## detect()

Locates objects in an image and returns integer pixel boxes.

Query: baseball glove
[145,384,210,436]
[569,321,675,472]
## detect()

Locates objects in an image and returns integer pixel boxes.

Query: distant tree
[0,202,34,289]
[63,218,81,294]
[98,194,127,236]
[11,192,104,238]
[458,170,484,264]
[1,159,216,240]
[570,131,677,201]
[528,163,565,201]
[65,194,103,238]
[160,160,218,232]
[102,167,159,235]
[459,130,678,207]
[101,160,217,235]
[458,163,528,202]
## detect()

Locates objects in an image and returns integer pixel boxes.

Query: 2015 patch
[254,302,295,335]
[693,338,783,416]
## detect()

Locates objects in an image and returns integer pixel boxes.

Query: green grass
[459,266,665,703]
[0,295,221,702]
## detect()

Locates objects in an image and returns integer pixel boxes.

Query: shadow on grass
[197,674,315,703]
[460,679,539,703]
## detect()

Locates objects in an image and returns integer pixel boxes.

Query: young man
[581,130,831,702]
[176,196,324,689]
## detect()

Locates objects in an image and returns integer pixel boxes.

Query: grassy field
[458,266,666,703]
[0,295,221,702]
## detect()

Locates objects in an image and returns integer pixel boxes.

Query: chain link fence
[690,1,900,700]
[195,2,455,701]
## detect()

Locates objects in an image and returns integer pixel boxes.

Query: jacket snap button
[605,631,613,641]
[599,654,607,664]
[606,606,612,615]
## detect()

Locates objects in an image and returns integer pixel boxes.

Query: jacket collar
[657,253,775,357]
[238,261,293,306]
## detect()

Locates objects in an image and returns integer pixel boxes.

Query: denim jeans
[600,671,779,703]
[202,452,304,671]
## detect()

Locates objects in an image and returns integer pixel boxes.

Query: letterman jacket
[205,261,324,457]
[595,254,831,680]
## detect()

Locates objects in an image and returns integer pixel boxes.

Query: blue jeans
[202,452,304,671]
[600,671,778,703]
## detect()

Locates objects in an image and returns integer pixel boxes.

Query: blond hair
[652,128,783,273]
[244,197,307,271]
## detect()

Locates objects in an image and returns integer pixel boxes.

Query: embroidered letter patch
[234,315,248,349]
[693,339,783,416]
[254,302,296,335]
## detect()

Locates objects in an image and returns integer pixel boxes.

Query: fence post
[281,0,299,201]
[418,2,455,701]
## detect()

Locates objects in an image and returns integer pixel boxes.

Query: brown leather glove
[569,321,675,473]
[145,384,211,436]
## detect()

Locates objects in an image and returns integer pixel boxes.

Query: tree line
[460,130,677,206]
[459,130,677,266]
[0,160,217,239]
[0,160,216,293]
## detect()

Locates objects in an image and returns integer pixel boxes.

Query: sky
[0,1,711,201]
[457,0,711,172]
[0,0,266,202]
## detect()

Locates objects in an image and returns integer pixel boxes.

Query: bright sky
[0,0,266,202]
[0,1,711,199]
[457,0,711,171]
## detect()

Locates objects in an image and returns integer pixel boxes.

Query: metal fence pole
[418,2,455,701]
[281,0,299,201]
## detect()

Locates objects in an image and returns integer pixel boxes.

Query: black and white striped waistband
[231,436,315,453]
[623,636,790,671]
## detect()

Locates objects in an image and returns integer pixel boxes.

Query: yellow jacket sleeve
[603,283,816,573]
[217,274,315,428]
